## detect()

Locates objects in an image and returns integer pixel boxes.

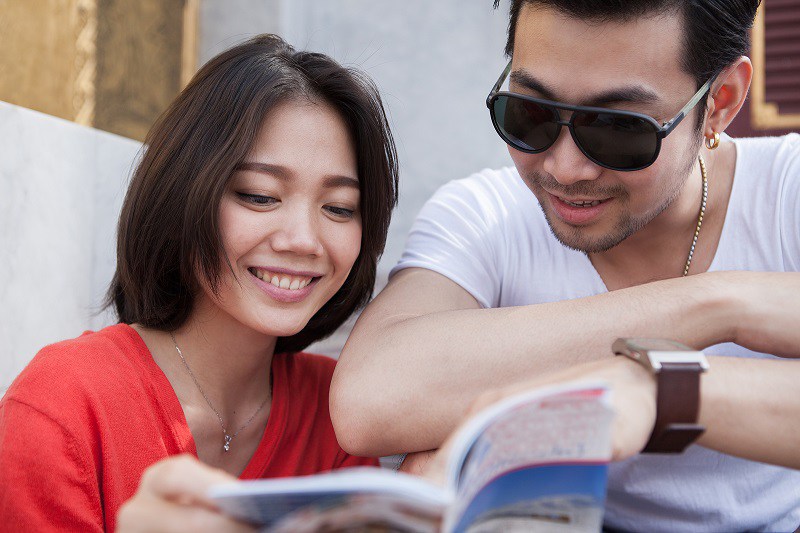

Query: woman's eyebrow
[321,175,360,189]
[235,162,359,189]
[235,161,285,175]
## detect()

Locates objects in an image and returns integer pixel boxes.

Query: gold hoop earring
[705,132,720,150]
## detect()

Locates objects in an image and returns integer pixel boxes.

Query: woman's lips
[247,267,321,303]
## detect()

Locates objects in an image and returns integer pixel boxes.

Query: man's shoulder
[731,133,800,208]
[444,165,526,198]
[734,133,800,175]
[428,165,543,227]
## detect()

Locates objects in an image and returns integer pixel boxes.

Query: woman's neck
[135,299,278,472]
[167,299,276,418]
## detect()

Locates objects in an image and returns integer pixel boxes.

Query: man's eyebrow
[510,70,559,100]
[235,162,359,189]
[510,69,661,106]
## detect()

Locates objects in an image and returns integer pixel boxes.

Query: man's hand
[398,450,438,477]
[117,455,255,533]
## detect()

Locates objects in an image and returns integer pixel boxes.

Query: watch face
[613,338,709,372]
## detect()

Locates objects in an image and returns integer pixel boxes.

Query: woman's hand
[117,455,255,533]
[417,357,658,484]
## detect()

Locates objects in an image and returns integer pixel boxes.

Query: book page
[444,384,613,533]
[209,468,448,532]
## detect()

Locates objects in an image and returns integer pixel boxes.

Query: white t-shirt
[392,134,800,532]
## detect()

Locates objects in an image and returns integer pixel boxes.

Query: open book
[209,382,614,532]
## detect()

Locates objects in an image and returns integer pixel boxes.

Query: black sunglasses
[486,62,715,171]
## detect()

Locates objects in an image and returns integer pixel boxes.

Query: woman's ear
[704,56,753,137]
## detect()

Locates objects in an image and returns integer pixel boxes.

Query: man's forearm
[332,271,738,456]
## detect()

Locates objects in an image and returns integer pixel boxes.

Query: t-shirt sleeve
[778,134,800,271]
[390,173,508,308]
[333,450,381,469]
[0,399,103,532]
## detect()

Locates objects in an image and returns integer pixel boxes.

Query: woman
[0,34,397,531]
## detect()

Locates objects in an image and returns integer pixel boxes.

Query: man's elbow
[330,371,390,457]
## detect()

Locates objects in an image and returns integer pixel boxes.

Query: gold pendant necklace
[170,332,270,452]
[682,155,708,276]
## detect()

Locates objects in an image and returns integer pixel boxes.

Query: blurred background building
[1,0,798,391]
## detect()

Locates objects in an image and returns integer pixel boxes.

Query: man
[332,0,800,531]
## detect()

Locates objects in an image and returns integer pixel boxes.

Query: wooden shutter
[751,0,800,129]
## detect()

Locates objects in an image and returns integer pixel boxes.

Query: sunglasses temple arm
[660,77,716,135]
[490,60,513,95]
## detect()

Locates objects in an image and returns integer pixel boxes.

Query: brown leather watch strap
[643,362,705,453]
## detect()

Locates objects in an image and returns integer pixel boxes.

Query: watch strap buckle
[643,423,706,454]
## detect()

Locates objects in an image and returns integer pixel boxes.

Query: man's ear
[704,56,753,137]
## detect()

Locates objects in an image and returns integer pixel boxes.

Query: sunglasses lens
[572,112,659,170]
[492,95,560,153]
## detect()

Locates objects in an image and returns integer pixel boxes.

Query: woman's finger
[117,492,255,533]
[137,455,238,509]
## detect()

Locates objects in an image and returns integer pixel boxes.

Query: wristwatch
[612,338,709,454]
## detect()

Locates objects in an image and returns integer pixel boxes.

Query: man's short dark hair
[108,34,398,354]
[494,0,761,90]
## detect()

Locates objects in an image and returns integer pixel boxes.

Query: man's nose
[541,125,603,186]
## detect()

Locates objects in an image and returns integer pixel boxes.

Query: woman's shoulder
[3,323,152,410]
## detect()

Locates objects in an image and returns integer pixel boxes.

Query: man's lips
[557,197,605,207]
[547,192,612,225]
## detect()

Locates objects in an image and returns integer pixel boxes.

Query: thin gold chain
[683,155,708,276]
[170,332,270,452]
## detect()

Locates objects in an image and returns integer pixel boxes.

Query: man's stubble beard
[525,147,700,254]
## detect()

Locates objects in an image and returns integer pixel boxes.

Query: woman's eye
[237,193,277,206]
[324,205,355,219]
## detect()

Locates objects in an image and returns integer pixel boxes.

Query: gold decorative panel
[0,0,198,141]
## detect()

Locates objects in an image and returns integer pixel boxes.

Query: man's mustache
[525,171,626,198]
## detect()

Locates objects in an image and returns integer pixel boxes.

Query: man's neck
[589,144,736,291]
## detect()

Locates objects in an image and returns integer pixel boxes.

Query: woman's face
[197,98,362,339]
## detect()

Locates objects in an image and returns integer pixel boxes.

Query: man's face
[508,5,704,253]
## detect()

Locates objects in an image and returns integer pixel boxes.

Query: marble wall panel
[198,0,282,65]
[0,101,140,392]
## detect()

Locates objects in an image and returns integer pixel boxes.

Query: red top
[0,324,377,532]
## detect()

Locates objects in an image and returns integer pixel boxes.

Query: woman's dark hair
[107,34,398,353]
[494,0,761,90]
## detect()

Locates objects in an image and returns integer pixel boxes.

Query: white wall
[1,2,516,389]
[0,101,140,391]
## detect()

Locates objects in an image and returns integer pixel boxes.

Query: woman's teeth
[249,268,313,290]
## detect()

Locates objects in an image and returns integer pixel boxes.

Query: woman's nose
[269,208,324,257]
